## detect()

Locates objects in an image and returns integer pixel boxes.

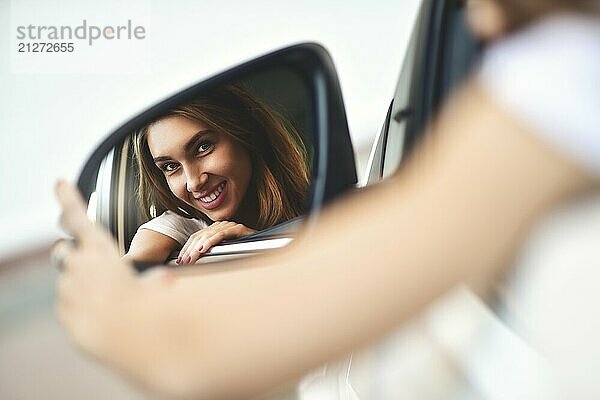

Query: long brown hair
[493,0,600,31]
[133,83,310,230]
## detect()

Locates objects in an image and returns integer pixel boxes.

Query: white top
[502,194,600,399]
[478,14,600,176]
[137,210,208,246]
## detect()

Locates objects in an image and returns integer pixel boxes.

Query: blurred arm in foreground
[55,1,600,399]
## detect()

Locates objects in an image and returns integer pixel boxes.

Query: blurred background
[0,0,420,398]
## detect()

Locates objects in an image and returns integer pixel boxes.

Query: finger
[178,230,205,264]
[60,249,91,279]
[204,224,247,248]
[229,223,251,237]
[180,236,198,264]
[188,237,208,264]
[197,230,230,256]
[51,239,75,271]
[178,237,194,264]
[55,272,75,315]
[181,236,205,265]
[186,238,208,264]
[56,273,71,300]
[179,222,235,265]
[193,224,247,261]
[180,225,228,264]
[55,181,95,239]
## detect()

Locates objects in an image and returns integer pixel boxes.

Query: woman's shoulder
[480,14,600,80]
[138,210,209,246]
[156,210,207,223]
[147,210,209,230]
[477,14,600,176]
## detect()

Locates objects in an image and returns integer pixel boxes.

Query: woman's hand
[53,181,172,360]
[177,221,256,265]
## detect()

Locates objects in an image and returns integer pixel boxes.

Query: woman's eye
[161,163,179,173]
[197,141,213,154]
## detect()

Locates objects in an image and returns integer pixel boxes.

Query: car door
[364,0,478,185]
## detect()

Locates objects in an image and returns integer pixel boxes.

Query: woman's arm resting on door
[123,229,179,264]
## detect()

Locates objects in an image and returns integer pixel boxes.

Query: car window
[382,1,479,180]
[362,11,421,186]
[382,24,420,179]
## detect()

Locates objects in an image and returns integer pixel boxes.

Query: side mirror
[77,43,357,264]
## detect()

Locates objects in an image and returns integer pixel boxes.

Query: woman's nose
[184,166,209,193]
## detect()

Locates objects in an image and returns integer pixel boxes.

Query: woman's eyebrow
[152,156,172,163]
[152,130,213,163]
[184,130,213,153]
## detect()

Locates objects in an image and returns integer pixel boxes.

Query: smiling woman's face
[147,115,253,223]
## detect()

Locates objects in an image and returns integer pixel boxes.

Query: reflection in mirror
[91,68,314,265]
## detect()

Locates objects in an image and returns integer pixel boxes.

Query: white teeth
[199,182,225,203]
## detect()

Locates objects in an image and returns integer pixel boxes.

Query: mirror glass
[85,66,314,263]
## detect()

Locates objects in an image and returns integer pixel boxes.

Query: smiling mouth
[199,181,225,202]
[194,181,227,210]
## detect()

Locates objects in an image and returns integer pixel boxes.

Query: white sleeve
[477,15,600,176]
[137,210,208,246]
